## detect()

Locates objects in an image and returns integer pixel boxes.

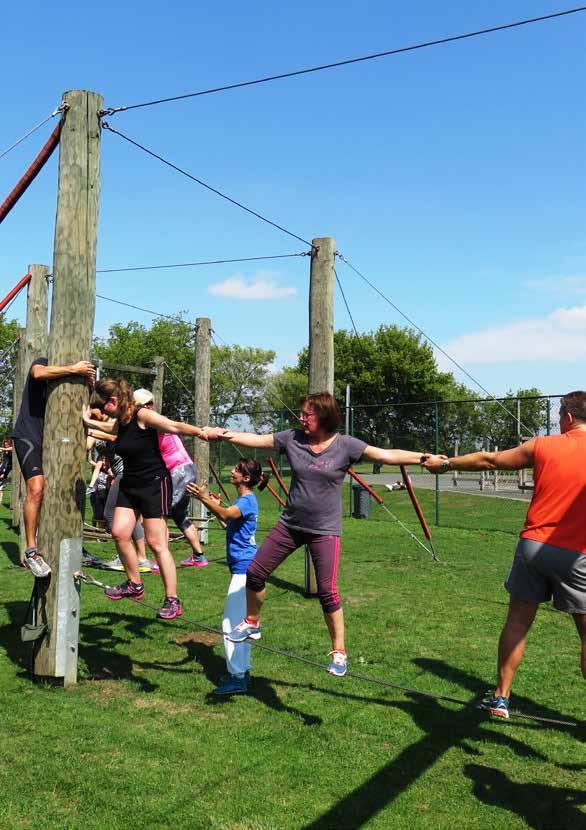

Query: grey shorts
[170,462,199,530]
[505,538,586,614]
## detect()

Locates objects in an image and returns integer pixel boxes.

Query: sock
[245,616,259,625]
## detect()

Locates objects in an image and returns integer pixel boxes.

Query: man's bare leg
[494,599,538,699]
[572,613,586,679]
[23,475,45,550]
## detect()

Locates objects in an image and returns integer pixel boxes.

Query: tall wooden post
[152,356,165,411]
[11,328,25,529]
[18,265,49,558]
[194,318,211,544]
[306,237,335,595]
[34,90,103,684]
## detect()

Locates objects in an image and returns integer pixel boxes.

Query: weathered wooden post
[152,356,165,411]
[34,90,102,685]
[18,265,49,558]
[306,237,335,595]
[194,318,211,544]
[11,328,25,529]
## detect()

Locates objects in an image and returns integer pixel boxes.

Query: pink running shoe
[149,560,160,574]
[157,596,183,620]
[180,554,208,568]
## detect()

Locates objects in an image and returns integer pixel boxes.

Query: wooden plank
[97,360,156,376]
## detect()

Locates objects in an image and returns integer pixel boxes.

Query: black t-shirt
[114,413,166,487]
[12,358,49,445]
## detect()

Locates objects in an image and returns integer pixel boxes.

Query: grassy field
[0,483,584,830]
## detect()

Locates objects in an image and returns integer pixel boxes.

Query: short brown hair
[560,391,586,423]
[300,392,342,432]
[236,457,262,488]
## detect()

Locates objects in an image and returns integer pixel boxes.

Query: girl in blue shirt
[188,458,261,695]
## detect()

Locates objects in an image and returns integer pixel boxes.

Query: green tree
[478,388,548,450]
[93,318,275,426]
[0,314,21,438]
[252,367,308,432]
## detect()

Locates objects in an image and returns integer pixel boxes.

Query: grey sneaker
[327,650,348,677]
[24,548,51,578]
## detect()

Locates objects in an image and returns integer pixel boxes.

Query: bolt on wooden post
[18,265,49,559]
[194,318,211,543]
[306,237,335,595]
[34,90,102,685]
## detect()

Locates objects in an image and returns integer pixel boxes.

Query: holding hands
[420,453,450,474]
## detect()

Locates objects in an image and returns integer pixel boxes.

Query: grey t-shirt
[274,430,367,535]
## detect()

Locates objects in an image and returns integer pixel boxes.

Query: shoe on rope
[228,618,261,642]
[149,560,160,574]
[82,549,103,568]
[212,673,249,696]
[180,553,208,568]
[102,556,125,571]
[105,580,144,601]
[157,596,183,620]
[137,559,152,574]
[327,650,348,677]
[23,547,51,578]
[480,692,510,719]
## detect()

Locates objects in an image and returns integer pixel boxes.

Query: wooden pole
[306,236,335,595]
[34,89,103,684]
[194,318,211,544]
[11,328,25,529]
[152,356,165,411]
[18,265,49,559]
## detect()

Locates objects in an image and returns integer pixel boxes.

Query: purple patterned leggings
[246,521,342,613]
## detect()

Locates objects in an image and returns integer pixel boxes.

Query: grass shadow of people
[177,631,322,727]
[465,763,586,829]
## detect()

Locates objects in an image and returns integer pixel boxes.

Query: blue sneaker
[327,650,348,677]
[228,618,261,642]
[212,674,249,696]
[480,692,509,719]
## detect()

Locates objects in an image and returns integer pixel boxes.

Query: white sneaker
[327,650,348,677]
[102,556,125,571]
[24,549,51,578]
[137,559,152,573]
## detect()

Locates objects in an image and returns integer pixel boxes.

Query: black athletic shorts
[13,437,43,481]
[116,473,171,519]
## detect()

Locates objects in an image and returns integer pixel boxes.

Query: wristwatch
[438,459,451,474]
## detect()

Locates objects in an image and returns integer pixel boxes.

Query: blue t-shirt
[226,493,258,574]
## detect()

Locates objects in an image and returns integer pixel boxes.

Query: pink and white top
[158,433,192,473]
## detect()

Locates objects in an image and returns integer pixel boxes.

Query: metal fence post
[546,397,551,436]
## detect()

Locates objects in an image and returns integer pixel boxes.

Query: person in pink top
[133,389,208,568]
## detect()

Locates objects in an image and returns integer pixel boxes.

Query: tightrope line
[76,570,577,727]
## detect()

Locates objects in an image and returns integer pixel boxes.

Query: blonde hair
[94,378,136,425]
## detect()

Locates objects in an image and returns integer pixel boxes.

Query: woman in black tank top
[83,378,222,620]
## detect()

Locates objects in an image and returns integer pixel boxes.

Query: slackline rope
[75,570,576,727]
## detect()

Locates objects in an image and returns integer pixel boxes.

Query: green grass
[0,486,585,829]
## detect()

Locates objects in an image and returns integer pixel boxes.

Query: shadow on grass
[177,635,322,727]
[78,610,162,692]
[0,599,32,677]
[1,539,21,567]
[465,763,586,829]
[300,658,582,830]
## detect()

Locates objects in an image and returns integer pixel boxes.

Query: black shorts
[13,438,43,481]
[116,474,171,519]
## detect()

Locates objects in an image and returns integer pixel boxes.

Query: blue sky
[1,1,585,396]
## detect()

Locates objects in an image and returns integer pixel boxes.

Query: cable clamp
[99,106,128,118]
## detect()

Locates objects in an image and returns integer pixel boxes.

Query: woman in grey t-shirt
[223,392,424,677]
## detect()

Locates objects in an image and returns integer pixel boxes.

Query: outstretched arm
[136,407,210,440]
[220,430,275,449]
[187,483,242,522]
[422,438,537,473]
[32,360,95,386]
[362,446,427,466]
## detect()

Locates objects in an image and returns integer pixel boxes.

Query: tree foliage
[0,314,21,438]
[93,318,275,426]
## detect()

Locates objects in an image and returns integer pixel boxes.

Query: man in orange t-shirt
[423,391,586,719]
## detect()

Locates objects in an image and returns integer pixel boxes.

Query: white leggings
[222,573,251,677]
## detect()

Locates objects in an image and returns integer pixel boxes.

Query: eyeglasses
[299,410,317,421]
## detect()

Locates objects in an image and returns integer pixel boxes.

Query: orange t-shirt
[521,429,586,553]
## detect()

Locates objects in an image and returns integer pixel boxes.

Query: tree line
[0,312,549,452]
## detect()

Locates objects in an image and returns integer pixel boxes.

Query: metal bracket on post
[54,538,82,687]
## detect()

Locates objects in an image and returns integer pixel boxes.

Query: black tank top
[115,413,166,487]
